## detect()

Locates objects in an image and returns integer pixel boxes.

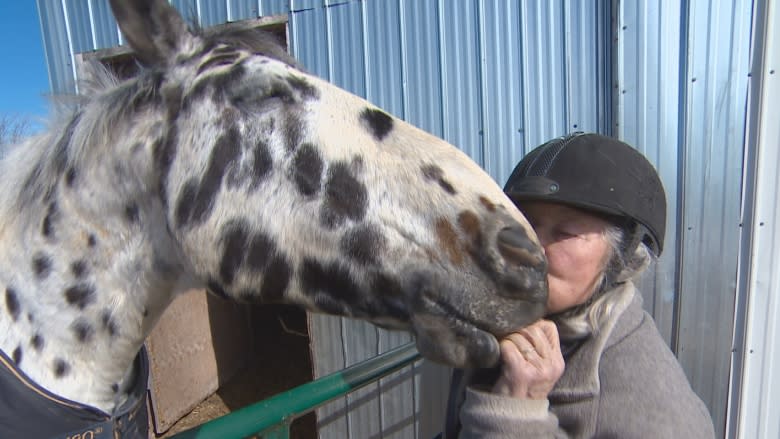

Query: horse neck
[0,117,193,413]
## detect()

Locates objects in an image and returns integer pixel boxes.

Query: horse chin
[411,312,501,368]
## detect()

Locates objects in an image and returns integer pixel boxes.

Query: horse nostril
[497,226,545,268]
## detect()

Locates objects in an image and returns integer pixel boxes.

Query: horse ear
[109,0,196,67]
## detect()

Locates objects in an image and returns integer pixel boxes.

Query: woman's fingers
[505,332,544,367]
[520,325,551,359]
[538,319,562,350]
[492,319,565,399]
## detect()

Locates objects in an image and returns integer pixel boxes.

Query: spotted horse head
[0,0,547,416]
[109,0,547,365]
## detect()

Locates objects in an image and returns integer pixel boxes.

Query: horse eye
[229,82,294,113]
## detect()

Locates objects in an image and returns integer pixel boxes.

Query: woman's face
[520,202,613,314]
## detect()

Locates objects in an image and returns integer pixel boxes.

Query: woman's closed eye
[552,227,577,241]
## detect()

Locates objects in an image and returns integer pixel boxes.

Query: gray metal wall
[730,1,780,437]
[615,1,754,436]
[36,1,771,438]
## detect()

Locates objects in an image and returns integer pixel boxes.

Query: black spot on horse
[176,126,241,228]
[65,167,77,187]
[87,234,97,248]
[215,221,291,301]
[51,113,80,180]
[111,383,119,393]
[153,124,178,207]
[370,274,410,322]
[438,179,456,194]
[219,222,250,285]
[421,165,441,179]
[125,202,140,223]
[42,202,58,239]
[320,162,368,228]
[101,310,118,338]
[12,346,22,364]
[260,255,291,302]
[70,260,88,279]
[31,334,44,351]
[300,258,363,310]
[72,320,94,343]
[360,108,394,141]
[478,196,496,212]
[32,253,52,279]
[162,85,183,122]
[5,287,20,322]
[340,225,386,266]
[194,126,241,220]
[292,143,323,196]
[19,114,77,204]
[283,111,304,151]
[286,75,320,100]
[174,180,198,229]
[421,164,457,195]
[246,232,274,271]
[251,139,273,188]
[64,284,95,310]
[53,359,70,378]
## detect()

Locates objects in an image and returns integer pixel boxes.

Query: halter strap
[0,347,149,439]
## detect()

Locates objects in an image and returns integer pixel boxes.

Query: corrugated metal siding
[401,0,444,137]
[42,0,757,438]
[38,0,76,94]
[616,0,754,436]
[732,1,780,437]
[88,0,120,48]
[616,0,683,345]
[679,2,752,436]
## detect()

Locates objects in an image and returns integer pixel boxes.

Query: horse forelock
[195,25,299,68]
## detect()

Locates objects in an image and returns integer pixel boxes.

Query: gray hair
[551,223,655,340]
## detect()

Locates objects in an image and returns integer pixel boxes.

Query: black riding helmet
[504,132,667,256]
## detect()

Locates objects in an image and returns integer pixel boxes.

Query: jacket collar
[550,282,642,402]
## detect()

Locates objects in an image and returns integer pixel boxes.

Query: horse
[0,0,546,436]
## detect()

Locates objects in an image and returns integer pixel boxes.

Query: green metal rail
[170,342,421,439]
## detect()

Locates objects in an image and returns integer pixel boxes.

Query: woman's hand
[492,319,565,399]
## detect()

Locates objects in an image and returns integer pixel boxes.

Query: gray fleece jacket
[446,282,715,438]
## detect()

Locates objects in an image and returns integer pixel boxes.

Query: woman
[445,133,715,438]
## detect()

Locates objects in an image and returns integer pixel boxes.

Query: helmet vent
[525,132,583,176]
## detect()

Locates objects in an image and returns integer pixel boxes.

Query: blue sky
[0,2,50,134]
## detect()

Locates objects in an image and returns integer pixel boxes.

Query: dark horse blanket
[0,347,149,439]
